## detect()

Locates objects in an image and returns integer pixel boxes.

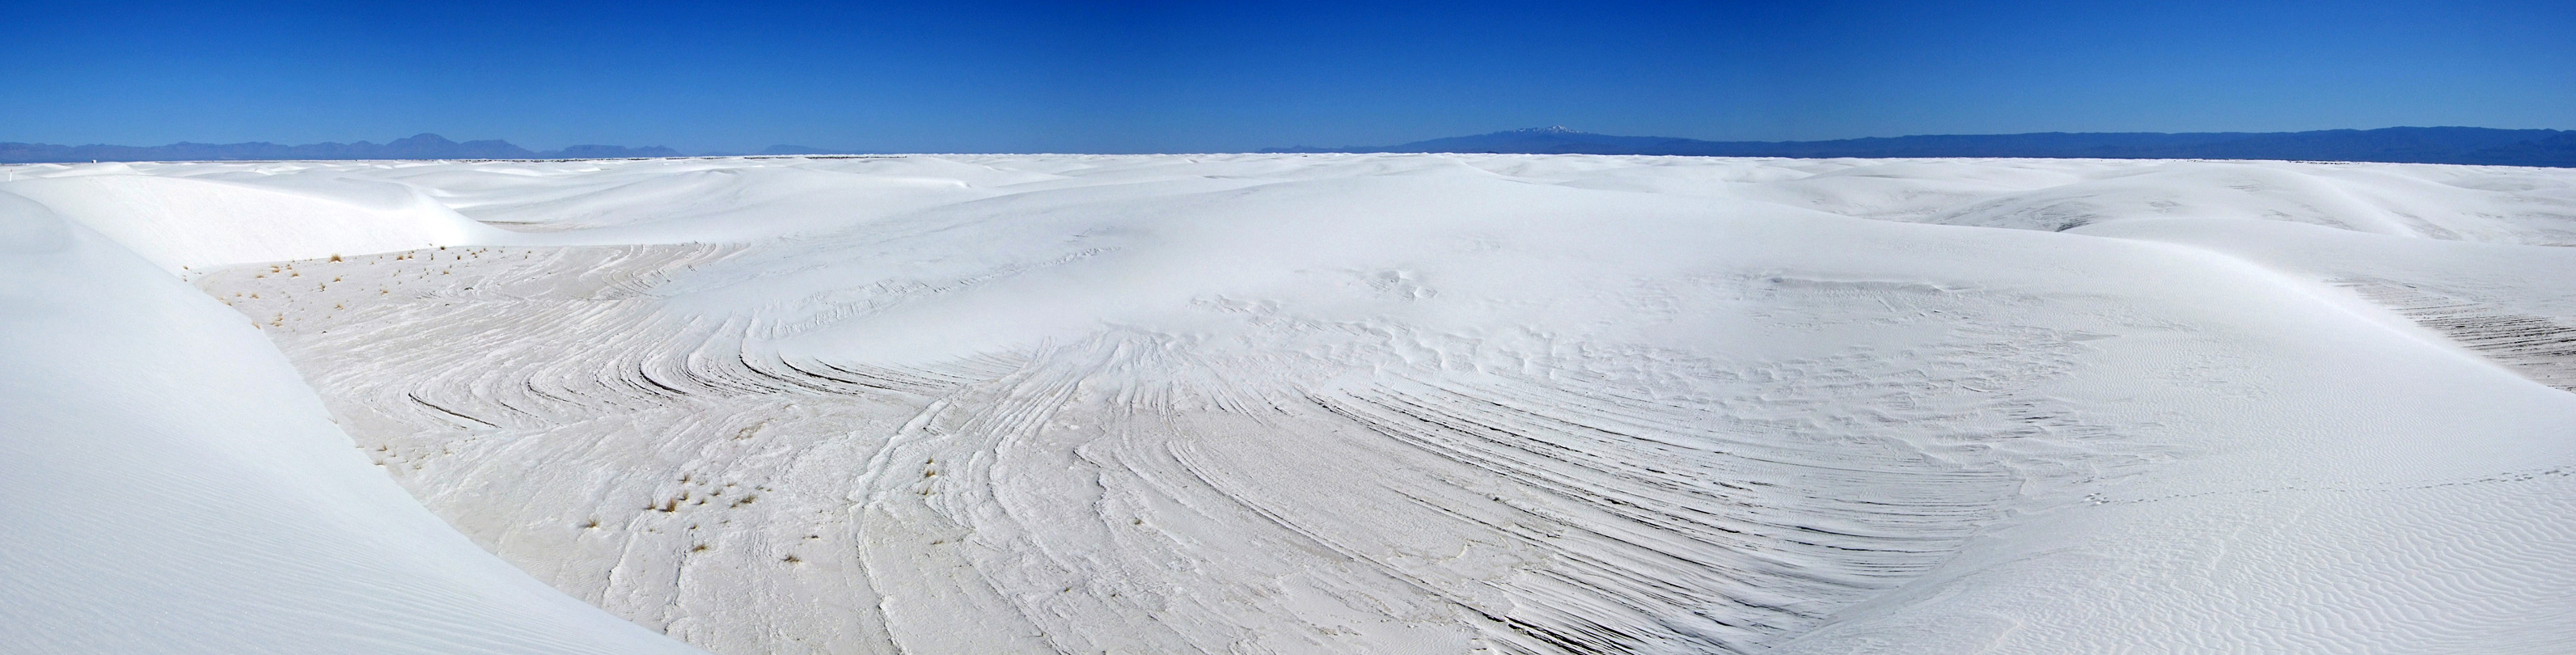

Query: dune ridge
[6,153,2576,653]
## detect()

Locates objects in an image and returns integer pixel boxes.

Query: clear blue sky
[4,1,2570,154]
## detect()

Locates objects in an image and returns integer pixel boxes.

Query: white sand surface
[7,154,2576,653]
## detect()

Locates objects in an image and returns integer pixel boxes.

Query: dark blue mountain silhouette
[1267,125,2576,167]
[9,129,2568,166]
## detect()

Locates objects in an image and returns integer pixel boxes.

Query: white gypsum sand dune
[0,190,709,655]
[5,154,2575,653]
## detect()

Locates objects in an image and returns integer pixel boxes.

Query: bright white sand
[7,154,2576,653]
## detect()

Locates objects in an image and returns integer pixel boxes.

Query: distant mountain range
[1267,125,2576,167]
[10,128,2573,167]
[0,133,829,163]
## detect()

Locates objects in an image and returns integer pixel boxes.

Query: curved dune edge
[0,190,706,654]
[10,154,2576,653]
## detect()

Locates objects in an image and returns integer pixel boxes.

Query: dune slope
[0,190,706,654]
[7,154,2576,653]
